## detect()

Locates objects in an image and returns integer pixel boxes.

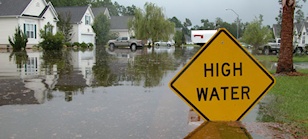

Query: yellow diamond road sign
[169,28,276,121]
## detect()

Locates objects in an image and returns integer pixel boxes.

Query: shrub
[8,26,28,51]
[88,43,94,48]
[73,42,80,47]
[40,32,64,50]
[65,42,72,47]
[39,24,64,50]
[80,42,88,49]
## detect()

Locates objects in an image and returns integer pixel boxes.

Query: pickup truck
[260,38,306,55]
[259,38,280,55]
[107,37,143,51]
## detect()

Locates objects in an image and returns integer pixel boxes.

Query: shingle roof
[110,16,132,30]
[55,6,88,24]
[0,0,31,16]
[92,7,107,17]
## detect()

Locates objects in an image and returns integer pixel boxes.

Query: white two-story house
[55,5,96,44]
[298,22,308,48]
[0,0,58,48]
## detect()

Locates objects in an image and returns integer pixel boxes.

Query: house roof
[92,7,107,17]
[272,24,281,39]
[294,23,302,33]
[55,6,89,24]
[0,0,31,17]
[110,16,132,30]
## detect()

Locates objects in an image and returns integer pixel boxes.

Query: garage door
[80,34,94,44]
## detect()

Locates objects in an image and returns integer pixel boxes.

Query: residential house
[298,20,308,48]
[92,7,111,19]
[272,24,281,39]
[293,22,302,46]
[0,0,58,48]
[55,5,96,44]
[110,16,134,38]
[273,20,308,48]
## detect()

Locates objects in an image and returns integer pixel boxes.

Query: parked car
[154,40,174,47]
[259,38,306,55]
[107,37,143,51]
[259,38,281,55]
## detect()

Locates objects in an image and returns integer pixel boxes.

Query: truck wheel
[131,44,137,52]
[263,47,270,55]
[294,47,303,54]
[109,43,115,51]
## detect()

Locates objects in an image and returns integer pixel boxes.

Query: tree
[169,16,183,28]
[174,30,184,46]
[57,13,73,43]
[40,23,64,50]
[215,18,235,37]
[92,0,119,16]
[128,2,175,44]
[241,15,272,54]
[92,13,111,45]
[200,19,215,30]
[8,26,28,51]
[184,18,192,27]
[276,0,306,24]
[276,0,306,74]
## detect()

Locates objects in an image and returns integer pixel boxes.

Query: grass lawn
[254,54,308,62]
[258,69,308,137]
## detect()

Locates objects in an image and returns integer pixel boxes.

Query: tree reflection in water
[127,51,176,87]
[9,50,29,68]
[41,50,87,102]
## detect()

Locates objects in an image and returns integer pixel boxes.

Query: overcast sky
[112,0,308,26]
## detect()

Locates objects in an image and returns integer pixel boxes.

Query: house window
[45,22,53,34]
[24,23,36,38]
[85,15,91,25]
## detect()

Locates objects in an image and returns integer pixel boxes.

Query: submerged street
[0,46,307,138]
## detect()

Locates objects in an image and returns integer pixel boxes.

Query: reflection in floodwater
[185,121,252,139]
[187,109,252,139]
[0,46,201,139]
[0,46,196,104]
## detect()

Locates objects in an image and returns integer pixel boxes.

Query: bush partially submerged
[8,26,28,51]
[40,32,64,50]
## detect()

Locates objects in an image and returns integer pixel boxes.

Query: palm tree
[276,0,298,74]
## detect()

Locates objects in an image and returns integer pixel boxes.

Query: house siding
[71,24,79,43]
[79,9,95,43]
[293,28,300,46]
[0,18,19,46]
[299,25,308,47]
[39,7,58,35]
[23,0,47,17]
[110,29,131,38]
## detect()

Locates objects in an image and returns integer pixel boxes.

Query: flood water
[0,46,306,139]
[0,46,200,139]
